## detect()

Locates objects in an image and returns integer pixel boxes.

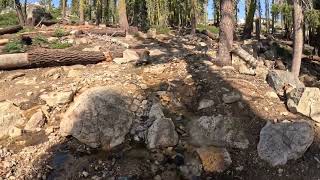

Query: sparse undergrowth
[53,28,69,37]
[153,26,171,35]
[18,27,35,34]
[49,40,72,49]
[3,39,25,53]
[197,24,219,34]
[32,35,49,46]
[0,12,19,28]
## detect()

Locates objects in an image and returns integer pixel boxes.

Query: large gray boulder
[189,115,249,149]
[146,103,179,149]
[26,5,52,26]
[113,49,140,64]
[60,87,133,150]
[287,87,320,122]
[257,121,314,166]
[0,101,25,139]
[267,70,305,96]
[147,117,179,149]
[40,91,74,107]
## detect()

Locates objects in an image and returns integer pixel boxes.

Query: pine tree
[291,0,303,76]
[218,0,234,65]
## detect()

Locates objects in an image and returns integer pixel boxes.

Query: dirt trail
[1,32,320,180]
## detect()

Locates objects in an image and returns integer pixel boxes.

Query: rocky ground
[1,28,320,180]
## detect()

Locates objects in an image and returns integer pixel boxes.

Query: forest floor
[1,25,320,180]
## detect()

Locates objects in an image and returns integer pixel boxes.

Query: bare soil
[1,27,320,180]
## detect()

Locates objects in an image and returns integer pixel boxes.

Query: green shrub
[53,28,68,37]
[50,8,62,20]
[197,24,219,34]
[49,40,72,49]
[33,35,49,46]
[3,39,25,53]
[18,27,35,34]
[152,26,170,35]
[0,12,19,28]
[69,15,80,24]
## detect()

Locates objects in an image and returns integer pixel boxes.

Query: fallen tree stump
[87,29,126,37]
[0,39,9,45]
[0,49,112,70]
[232,44,258,67]
[0,25,23,35]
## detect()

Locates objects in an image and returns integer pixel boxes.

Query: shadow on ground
[21,33,320,180]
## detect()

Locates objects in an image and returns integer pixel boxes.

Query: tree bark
[24,0,27,20]
[96,0,102,25]
[62,0,66,19]
[218,0,234,66]
[201,29,218,40]
[79,0,85,24]
[271,0,275,34]
[118,0,129,32]
[232,44,258,67]
[291,0,303,77]
[191,0,197,34]
[242,0,256,39]
[214,0,220,25]
[0,50,112,70]
[0,25,23,35]
[14,0,26,26]
[255,18,261,40]
[86,29,126,36]
[0,39,9,45]
[265,0,270,33]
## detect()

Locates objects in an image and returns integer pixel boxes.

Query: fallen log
[0,39,9,45]
[0,25,23,35]
[232,44,258,67]
[201,29,218,40]
[87,29,126,37]
[0,49,112,70]
[41,20,57,26]
[302,55,320,62]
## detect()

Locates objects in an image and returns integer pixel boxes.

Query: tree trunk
[62,0,66,18]
[214,0,220,25]
[291,0,303,77]
[256,0,261,40]
[118,0,129,32]
[255,18,261,40]
[271,0,275,34]
[242,0,256,39]
[201,29,217,40]
[48,0,52,10]
[265,0,270,33]
[96,0,102,25]
[218,0,234,66]
[0,50,112,70]
[0,25,23,35]
[104,0,110,25]
[232,44,258,67]
[79,0,85,24]
[24,0,27,20]
[89,0,92,20]
[191,0,197,34]
[14,0,26,26]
